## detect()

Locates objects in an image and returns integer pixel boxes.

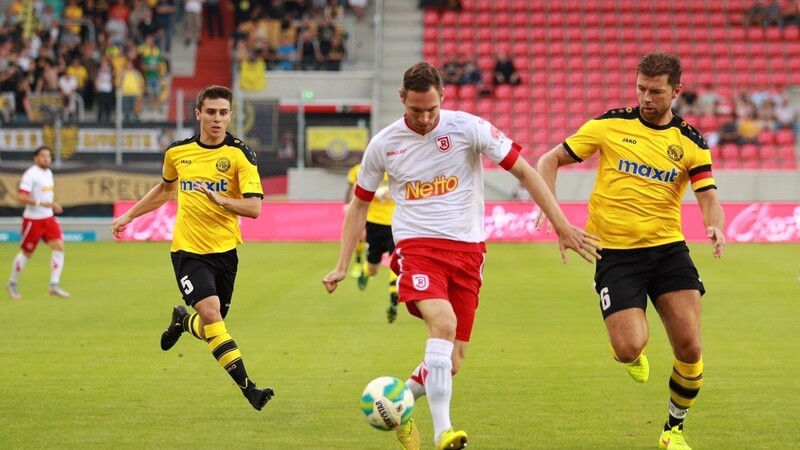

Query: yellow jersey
[564,106,717,249]
[163,133,263,254]
[348,163,394,226]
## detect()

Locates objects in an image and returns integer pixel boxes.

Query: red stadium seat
[775,129,796,145]
[739,144,759,162]
[720,143,740,161]
[494,85,514,99]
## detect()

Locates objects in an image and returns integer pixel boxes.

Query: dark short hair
[196,85,233,111]
[33,146,51,157]
[401,62,443,97]
[636,51,682,88]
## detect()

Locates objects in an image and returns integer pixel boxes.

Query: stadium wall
[287,168,800,202]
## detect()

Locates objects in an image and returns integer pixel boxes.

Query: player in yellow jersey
[536,52,725,450]
[111,85,273,411]
[345,163,368,278]
[348,163,400,322]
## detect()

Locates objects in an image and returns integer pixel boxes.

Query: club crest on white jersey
[436,135,452,152]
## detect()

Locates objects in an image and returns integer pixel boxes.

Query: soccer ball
[360,376,414,430]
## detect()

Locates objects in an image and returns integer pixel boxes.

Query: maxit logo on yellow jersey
[180,179,230,192]
[617,160,678,183]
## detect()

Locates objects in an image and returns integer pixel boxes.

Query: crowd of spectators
[744,0,800,27]
[440,51,521,97]
[0,0,176,124]
[673,83,797,147]
[231,0,359,75]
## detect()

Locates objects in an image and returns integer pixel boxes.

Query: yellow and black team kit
[348,163,400,320]
[566,107,712,435]
[565,106,715,314]
[160,132,272,409]
[564,106,716,250]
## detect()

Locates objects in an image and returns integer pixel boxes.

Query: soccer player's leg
[596,251,652,382]
[45,221,69,298]
[8,219,39,300]
[198,298,274,411]
[387,271,399,323]
[655,288,704,449]
[351,239,367,278]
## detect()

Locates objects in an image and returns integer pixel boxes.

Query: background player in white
[6,146,70,300]
[322,62,601,450]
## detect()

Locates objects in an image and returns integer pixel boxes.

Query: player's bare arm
[196,183,262,219]
[509,157,600,264]
[534,144,579,231]
[322,196,370,293]
[695,188,726,258]
[111,180,177,237]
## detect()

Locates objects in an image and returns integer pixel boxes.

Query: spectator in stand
[118,58,144,122]
[763,0,782,26]
[128,0,152,44]
[441,57,462,85]
[153,0,177,54]
[13,77,32,123]
[138,34,165,109]
[297,27,323,70]
[718,113,741,145]
[237,48,267,91]
[744,1,767,26]
[275,34,297,70]
[458,55,482,86]
[34,58,60,93]
[95,56,115,123]
[738,110,762,144]
[61,0,84,47]
[322,33,346,71]
[39,5,58,33]
[695,83,719,116]
[348,0,368,21]
[202,0,222,38]
[773,94,797,132]
[106,0,130,47]
[324,0,346,24]
[184,0,202,46]
[233,0,256,28]
[782,0,800,26]
[758,97,777,130]
[65,56,89,111]
[493,51,520,86]
[58,67,79,121]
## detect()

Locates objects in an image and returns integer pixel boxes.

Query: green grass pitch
[2,241,799,449]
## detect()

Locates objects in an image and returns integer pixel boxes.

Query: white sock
[9,252,28,284]
[423,338,454,443]
[50,250,65,285]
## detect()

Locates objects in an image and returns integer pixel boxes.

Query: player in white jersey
[322,62,601,450]
[6,146,70,300]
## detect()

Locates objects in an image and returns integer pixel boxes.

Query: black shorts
[170,249,238,319]
[593,241,705,319]
[365,221,395,264]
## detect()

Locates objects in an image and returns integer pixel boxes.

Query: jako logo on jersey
[180,179,230,192]
[405,175,459,199]
[180,159,192,164]
[622,137,637,144]
[412,274,430,291]
[436,135,452,152]
[618,160,678,182]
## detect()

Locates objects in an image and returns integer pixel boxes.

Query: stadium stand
[423,0,799,170]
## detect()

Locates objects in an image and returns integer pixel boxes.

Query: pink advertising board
[113,201,800,243]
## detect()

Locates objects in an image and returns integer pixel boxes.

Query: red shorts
[20,216,63,253]
[390,238,486,342]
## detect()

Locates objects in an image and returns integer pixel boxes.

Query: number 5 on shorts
[180,275,195,295]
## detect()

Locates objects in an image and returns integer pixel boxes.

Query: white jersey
[356,109,520,243]
[19,165,55,220]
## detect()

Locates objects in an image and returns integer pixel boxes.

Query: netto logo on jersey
[405,175,458,200]
[618,160,678,183]
[180,179,230,192]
